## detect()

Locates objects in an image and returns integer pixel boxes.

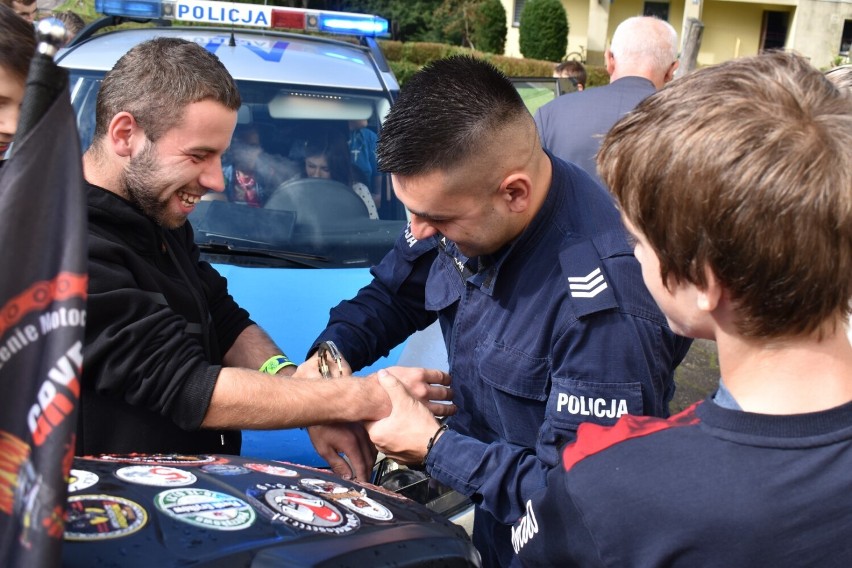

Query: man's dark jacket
[78,183,253,455]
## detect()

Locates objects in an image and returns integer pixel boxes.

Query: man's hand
[307,423,377,481]
[373,366,456,417]
[364,369,444,465]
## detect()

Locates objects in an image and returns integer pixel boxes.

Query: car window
[68,72,405,270]
[510,77,574,114]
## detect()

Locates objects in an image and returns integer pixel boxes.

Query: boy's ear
[696,264,722,312]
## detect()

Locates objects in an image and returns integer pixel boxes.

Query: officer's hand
[307,423,377,481]
[381,366,456,417]
[364,369,442,465]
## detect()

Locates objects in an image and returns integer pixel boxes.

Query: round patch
[246,483,359,534]
[300,478,393,521]
[116,466,197,487]
[201,464,250,476]
[85,454,218,466]
[65,495,147,541]
[244,463,298,477]
[155,488,255,531]
[68,469,99,493]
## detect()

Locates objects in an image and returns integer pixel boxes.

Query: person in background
[553,59,586,91]
[535,16,678,181]
[306,55,691,566]
[78,37,453,480]
[51,10,85,41]
[303,131,379,219]
[510,51,852,567]
[348,118,381,199]
[0,4,36,163]
[0,0,37,22]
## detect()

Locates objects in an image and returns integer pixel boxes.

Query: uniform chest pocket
[476,342,550,401]
[474,342,550,445]
[547,378,644,431]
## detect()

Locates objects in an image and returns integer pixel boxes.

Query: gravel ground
[670,338,720,413]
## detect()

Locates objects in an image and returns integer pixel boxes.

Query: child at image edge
[511,51,852,567]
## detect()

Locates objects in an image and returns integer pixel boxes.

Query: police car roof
[58,27,388,92]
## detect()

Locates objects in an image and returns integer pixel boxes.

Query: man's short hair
[826,64,852,92]
[554,60,587,88]
[610,16,678,75]
[598,51,852,339]
[94,38,241,143]
[0,3,36,83]
[377,55,530,176]
[52,10,85,38]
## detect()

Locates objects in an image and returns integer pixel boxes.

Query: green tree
[518,0,568,62]
[471,0,506,54]
[340,0,444,42]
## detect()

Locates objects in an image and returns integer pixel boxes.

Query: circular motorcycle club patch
[85,454,218,466]
[246,483,360,534]
[67,469,99,493]
[155,488,255,531]
[244,463,298,477]
[201,464,250,476]
[65,495,147,541]
[300,478,393,521]
[116,466,197,487]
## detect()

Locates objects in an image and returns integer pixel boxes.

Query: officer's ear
[500,172,533,213]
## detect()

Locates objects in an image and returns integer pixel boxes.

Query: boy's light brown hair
[597,51,852,339]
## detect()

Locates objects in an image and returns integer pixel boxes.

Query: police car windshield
[68,71,406,269]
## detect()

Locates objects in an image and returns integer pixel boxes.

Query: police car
[58,0,472,553]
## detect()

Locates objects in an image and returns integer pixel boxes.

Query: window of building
[643,2,669,21]
[841,19,852,55]
[513,0,526,27]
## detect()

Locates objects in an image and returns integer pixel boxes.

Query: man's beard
[121,141,186,229]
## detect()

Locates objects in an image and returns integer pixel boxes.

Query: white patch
[557,393,629,419]
[568,267,608,298]
[511,499,539,553]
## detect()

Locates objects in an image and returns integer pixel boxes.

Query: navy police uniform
[312,155,691,566]
[512,398,852,566]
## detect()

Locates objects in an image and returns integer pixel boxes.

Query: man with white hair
[535,16,679,181]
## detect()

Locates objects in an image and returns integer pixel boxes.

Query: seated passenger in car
[223,124,298,206]
[302,132,379,219]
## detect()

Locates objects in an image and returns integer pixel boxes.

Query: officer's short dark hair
[377,55,530,176]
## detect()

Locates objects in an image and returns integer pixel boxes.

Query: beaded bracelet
[259,354,296,375]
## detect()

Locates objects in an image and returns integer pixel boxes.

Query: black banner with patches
[0,53,87,567]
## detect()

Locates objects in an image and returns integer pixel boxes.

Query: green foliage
[518,0,568,62]
[471,0,506,54]
[585,65,609,88]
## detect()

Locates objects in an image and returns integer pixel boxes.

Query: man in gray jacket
[535,16,679,181]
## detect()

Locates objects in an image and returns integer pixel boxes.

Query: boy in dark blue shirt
[507,51,852,566]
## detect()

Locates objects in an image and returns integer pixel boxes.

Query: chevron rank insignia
[567,268,607,298]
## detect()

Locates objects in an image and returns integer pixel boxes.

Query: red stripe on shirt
[562,401,703,472]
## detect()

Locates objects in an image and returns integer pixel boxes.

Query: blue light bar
[318,13,389,37]
[95,0,163,19]
[94,0,390,37]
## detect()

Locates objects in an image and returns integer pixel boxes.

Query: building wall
[503,0,852,69]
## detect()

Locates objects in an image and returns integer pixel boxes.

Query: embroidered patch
[567,268,608,298]
[155,488,256,531]
[65,495,147,541]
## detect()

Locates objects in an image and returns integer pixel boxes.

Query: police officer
[304,56,692,567]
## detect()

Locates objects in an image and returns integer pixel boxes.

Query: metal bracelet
[317,340,344,379]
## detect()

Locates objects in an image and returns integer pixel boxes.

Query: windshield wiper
[198,242,329,267]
